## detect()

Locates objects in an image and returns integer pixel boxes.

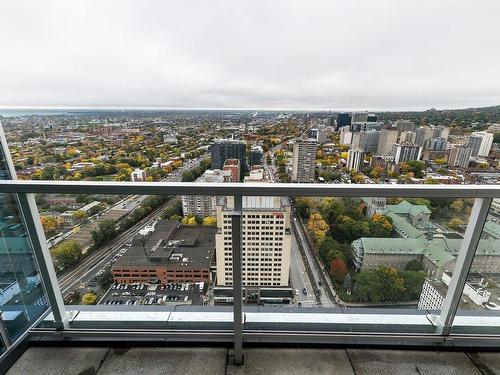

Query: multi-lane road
[56,155,209,296]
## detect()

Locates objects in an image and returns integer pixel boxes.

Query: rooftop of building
[353,236,500,263]
[112,220,216,269]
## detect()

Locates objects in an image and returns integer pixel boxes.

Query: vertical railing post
[17,193,69,329]
[435,197,492,335]
[231,194,243,365]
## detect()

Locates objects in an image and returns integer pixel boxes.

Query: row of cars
[104,294,190,306]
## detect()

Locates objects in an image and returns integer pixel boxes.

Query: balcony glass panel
[452,199,500,334]
[235,195,472,334]
[0,140,49,343]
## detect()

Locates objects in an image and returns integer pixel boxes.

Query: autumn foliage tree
[306,212,329,246]
[330,258,347,282]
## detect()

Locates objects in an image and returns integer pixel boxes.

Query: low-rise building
[112,220,216,284]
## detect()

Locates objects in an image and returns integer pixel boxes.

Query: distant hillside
[376,105,500,128]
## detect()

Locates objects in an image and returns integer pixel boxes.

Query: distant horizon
[1,103,499,116]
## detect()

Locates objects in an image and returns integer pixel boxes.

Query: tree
[448,217,465,230]
[405,259,424,272]
[330,258,348,282]
[97,269,114,290]
[368,214,393,237]
[41,216,62,234]
[202,217,217,226]
[72,210,88,220]
[306,213,329,246]
[81,293,97,305]
[182,215,198,226]
[51,240,82,270]
[91,219,117,247]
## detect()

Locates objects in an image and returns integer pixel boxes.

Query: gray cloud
[1,0,499,110]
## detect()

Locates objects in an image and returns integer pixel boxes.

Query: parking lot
[99,281,208,306]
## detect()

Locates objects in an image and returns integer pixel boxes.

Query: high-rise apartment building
[223,159,241,182]
[415,126,433,147]
[181,169,231,218]
[432,125,450,140]
[427,137,448,151]
[448,145,473,168]
[377,129,399,155]
[394,120,417,133]
[249,145,263,167]
[215,192,291,287]
[469,131,494,157]
[399,131,416,144]
[391,143,422,164]
[308,125,332,144]
[347,148,365,172]
[291,138,317,182]
[358,130,380,153]
[339,126,353,145]
[211,139,247,177]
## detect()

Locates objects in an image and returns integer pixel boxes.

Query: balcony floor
[5,346,500,375]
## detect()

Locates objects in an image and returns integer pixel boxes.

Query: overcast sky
[1,0,499,111]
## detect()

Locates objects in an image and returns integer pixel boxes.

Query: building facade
[211,139,247,176]
[391,143,422,164]
[347,148,365,172]
[215,196,291,287]
[291,138,317,182]
[377,129,399,155]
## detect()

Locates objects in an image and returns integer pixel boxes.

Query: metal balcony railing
[0,178,500,365]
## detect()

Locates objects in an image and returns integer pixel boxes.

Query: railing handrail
[0,179,499,198]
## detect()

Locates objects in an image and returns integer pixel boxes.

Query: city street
[289,235,317,307]
[292,216,336,307]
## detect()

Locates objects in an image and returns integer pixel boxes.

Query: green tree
[405,260,424,272]
[51,240,82,270]
[81,292,98,305]
[97,269,114,290]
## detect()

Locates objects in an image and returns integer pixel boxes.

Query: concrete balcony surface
[5,346,500,375]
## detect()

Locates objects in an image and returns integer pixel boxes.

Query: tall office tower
[347,148,366,172]
[415,126,433,147]
[181,169,231,217]
[394,120,417,133]
[131,168,146,182]
[223,159,241,182]
[432,125,450,140]
[427,137,448,151]
[377,129,399,155]
[391,143,422,164]
[350,121,383,132]
[291,138,317,182]
[351,112,369,122]
[399,131,416,144]
[215,193,292,287]
[358,130,380,153]
[468,131,494,157]
[336,113,352,130]
[448,146,473,168]
[211,139,247,177]
[249,145,263,167]
[339,126,353,145]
